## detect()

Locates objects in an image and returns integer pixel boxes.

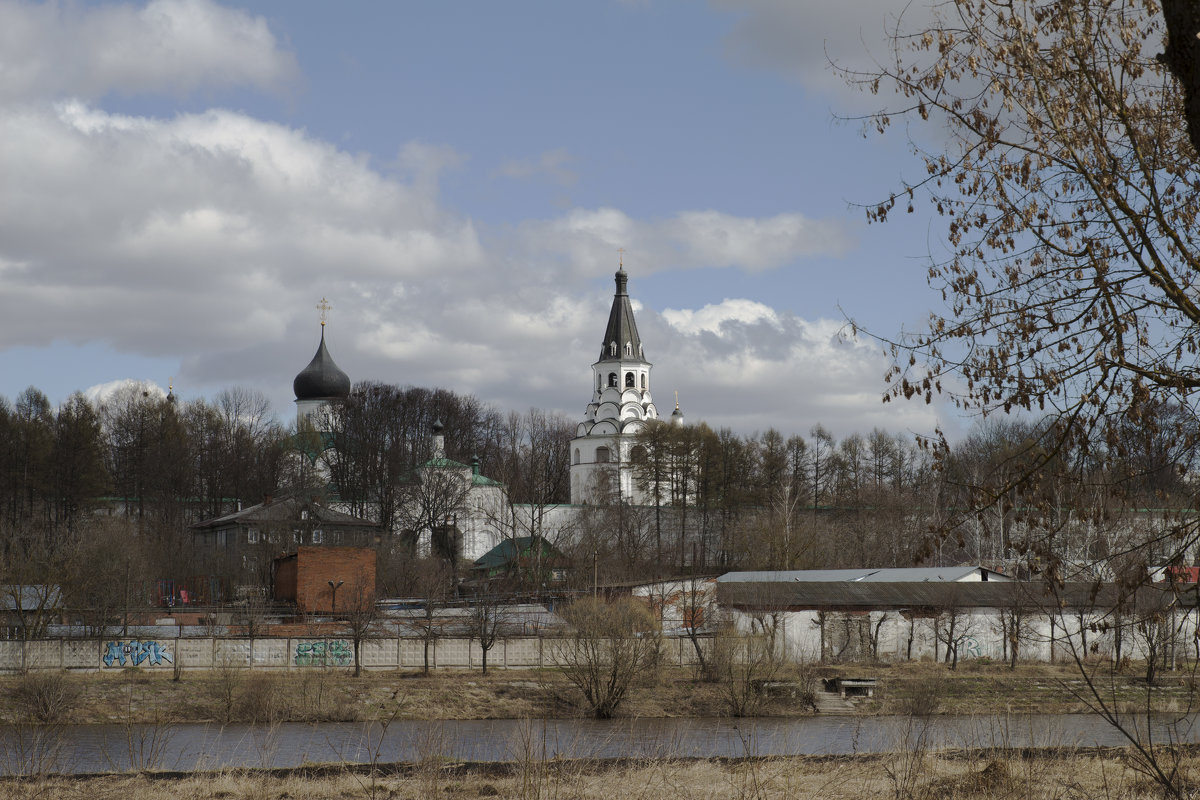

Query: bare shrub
[297,669,358,722]
[554,596,662,719]
[8,671,77,724]
[0,673,72,778]
[897,674,943,718]
[710,628,783,717]
[238,673,283,724]
[207,656,245,724]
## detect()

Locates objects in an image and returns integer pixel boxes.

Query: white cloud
[84,378,166,407]
[651,300,943,437]
[514,207,850,277]
[0,101,483,357]
[661,299,780,336]
[0,0,298,102]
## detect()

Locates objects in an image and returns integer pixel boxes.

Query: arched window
[624,342,632,356]
[609,341,617,357]
[630,445,647,464]
[640,374,647,390]
[625,372,635,387]
[573,448,580,465]
[595,446,610,463]
[608,372,618,387]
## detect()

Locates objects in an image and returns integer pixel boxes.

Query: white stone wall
[732,606,1200,666]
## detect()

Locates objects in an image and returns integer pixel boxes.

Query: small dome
[294,328,351,401]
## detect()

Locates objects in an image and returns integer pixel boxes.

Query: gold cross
[316,297,332,326]
[617,248,625,268]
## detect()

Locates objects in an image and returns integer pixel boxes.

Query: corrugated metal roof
[190,495,378,529]
[717,580,1196,613]
[718,566,1007,583]
[0,585,62,611]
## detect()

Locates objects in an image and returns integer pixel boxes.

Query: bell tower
[569,264,658,503]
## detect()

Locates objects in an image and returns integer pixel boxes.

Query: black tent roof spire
[598,263,645,363]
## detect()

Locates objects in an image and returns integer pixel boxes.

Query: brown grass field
[1,748,1196,799]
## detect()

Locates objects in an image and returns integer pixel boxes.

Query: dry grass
[859,659,1200,716]
[2,659,1196,726]
[2,749,1195,799]
[0,669,752,725]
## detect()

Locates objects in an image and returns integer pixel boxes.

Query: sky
[0,0,961,440]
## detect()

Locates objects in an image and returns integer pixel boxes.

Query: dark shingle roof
[597,269,646,363]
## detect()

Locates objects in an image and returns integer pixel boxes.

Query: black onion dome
[294,328,351,401]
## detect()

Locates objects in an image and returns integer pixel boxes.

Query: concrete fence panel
[360,638,396,669]
[436,638,470,667]
[252,638,291,668]
[25,640,61,670]
[504,637,540,667]
[399,638,425,669]
[63,639,95,670]
[213,639,253,668]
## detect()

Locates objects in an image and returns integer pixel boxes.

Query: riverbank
[1,660,1193,725]
[4,746,1193,799]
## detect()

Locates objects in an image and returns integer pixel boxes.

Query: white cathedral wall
[295,398,328,428]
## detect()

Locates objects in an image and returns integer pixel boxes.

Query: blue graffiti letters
[103,639,174,667]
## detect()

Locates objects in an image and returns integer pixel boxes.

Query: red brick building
[273,546,376,614]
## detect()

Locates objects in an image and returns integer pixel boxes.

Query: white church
[292,268,684,563]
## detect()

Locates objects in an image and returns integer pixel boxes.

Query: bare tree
[555,596,662,719]
[845,0,1200,568]
[466,592,507,675]
[341,578,381,678]
[400,559,453,674]
[934,593,977,671]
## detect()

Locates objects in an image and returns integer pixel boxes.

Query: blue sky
[0,0,956,439]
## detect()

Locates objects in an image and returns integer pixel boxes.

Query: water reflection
[2,713,1196,776]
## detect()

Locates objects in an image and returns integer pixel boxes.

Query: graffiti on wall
[962,636,982,660]
[103,639,173,667]
[295,639,352,667]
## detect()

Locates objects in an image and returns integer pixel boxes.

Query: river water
[2,713,1196,776]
